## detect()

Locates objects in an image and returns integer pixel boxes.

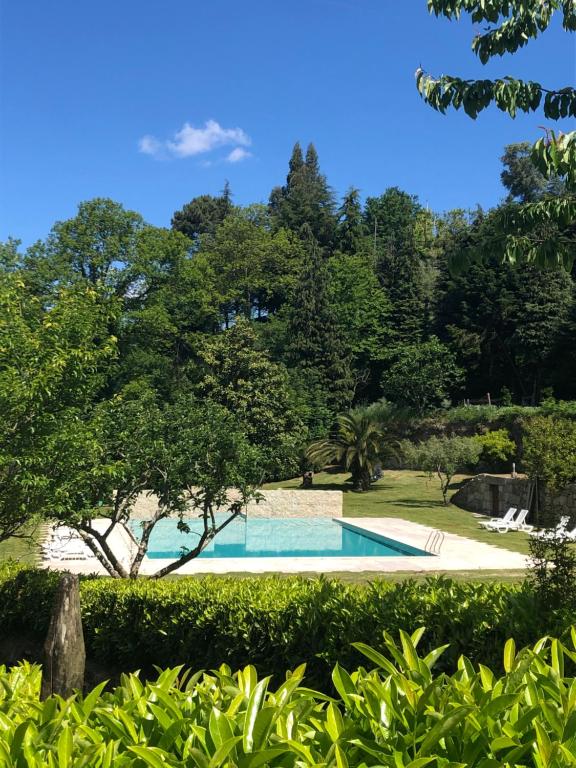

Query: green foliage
[522,415,576,490]
[0,275,117,542]
[0,566,553,686]
[306,410,393,491]
[475,428,516,468]
[171,182,233,242]
[403,435,482,503]
[195,320,306,479]
[419,0,576,268]
[269,142,336,248]
[382,337,464,414]
[3,617,576,765]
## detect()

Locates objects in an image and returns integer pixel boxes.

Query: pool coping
[42,517,528,575]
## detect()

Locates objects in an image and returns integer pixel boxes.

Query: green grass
[0,527,43,565]
[265,469,533,556]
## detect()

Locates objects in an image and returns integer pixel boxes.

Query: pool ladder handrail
[425,529,445,554]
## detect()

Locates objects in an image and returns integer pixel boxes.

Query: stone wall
[452,474,576,520]
[451,474,533,516]
[131,489,343,520]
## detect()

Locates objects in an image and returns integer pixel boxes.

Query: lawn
[265,469,533,556]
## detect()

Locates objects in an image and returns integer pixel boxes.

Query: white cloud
[138,135,162,155]
[226,147,251,163]
[139,119,251,161]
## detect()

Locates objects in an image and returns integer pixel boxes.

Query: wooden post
[487,392,492,406]
[41,573,85,700]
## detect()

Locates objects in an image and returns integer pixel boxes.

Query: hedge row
[3,630,576,766]
[0,565,568,689]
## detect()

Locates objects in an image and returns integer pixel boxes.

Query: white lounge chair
[480,507,517,531]
[530,516,572,540]
[506,509,533,533]
[485,508,532,533]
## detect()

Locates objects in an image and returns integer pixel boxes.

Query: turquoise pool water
[130,518,429,559]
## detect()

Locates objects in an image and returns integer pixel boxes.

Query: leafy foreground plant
[2,630,576,766]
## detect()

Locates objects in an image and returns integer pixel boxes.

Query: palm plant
[306,410,392,491]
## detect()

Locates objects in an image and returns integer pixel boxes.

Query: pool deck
[42,517,527,575]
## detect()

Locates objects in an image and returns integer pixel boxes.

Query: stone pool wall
[130,489,343,520]
[451,474,532,516]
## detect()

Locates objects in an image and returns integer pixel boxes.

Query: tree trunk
[41,573,85,699]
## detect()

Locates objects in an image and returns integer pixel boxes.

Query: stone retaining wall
[130,489,342,520]
[451,474,533,516]
[452,474,576,520]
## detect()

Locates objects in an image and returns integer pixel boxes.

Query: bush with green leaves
[0,566,556,689]
[2,630,576,766]
[475,428,516,470]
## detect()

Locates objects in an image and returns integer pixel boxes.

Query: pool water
[130,517,429,559]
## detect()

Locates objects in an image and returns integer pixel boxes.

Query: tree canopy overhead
[417,0,576,269]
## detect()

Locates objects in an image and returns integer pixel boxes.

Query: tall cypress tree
[285,225,353,424]
[269,142,336,247]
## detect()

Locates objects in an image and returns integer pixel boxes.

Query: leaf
[418,706,474,756]
[503,638,516,673]
[242,677,269,753]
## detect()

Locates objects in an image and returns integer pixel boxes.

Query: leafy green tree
[336,187,365,253]
[195,319,306,479]
[202,206,304,322]
[54,389,265,579]
[364,188,434,343]
[171,182,233,243]
[0,275,117,542]
[417,0,576,268]
[116,228,220,395]
[403,435,482,504]
[269,142,336,247]
[475,429,516,470]
[24,198,145,298]
[382,337,464,414]
[327,251,391,398]
[306,410,392,491]
[284,226,354,418]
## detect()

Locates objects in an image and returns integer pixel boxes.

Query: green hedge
[0,565,566,690]
[2,630,576,766]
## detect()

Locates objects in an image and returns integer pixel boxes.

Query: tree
[284,226,354,418]
[523,415,576,608]
[171,183,233,243]
[202,206,304,323]
[417,0,576,268]
[403,436,482,504]
[53,390,265,579]
[501,142,550,203]
[24,198,145,298]
[327,251,391,399]
[195,319,306,479]
[269,142,336,247]
[382,337,464,413]
[364,188,434,343]
[306,410,392,491]
[336,187,366,253]
[0,275,117,543]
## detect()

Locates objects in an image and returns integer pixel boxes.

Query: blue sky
[1,0,574,247]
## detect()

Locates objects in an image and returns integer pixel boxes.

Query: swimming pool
[130,518,430,559]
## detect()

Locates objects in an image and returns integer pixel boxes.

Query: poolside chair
[485,508,532,534]
[480,507,517,531]
[530,516,572,540]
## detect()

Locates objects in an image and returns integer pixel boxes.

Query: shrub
[2,630,576,766]
[0,566,561,690]
[475,428,516,470]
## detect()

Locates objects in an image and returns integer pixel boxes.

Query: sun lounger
[480,507,517,531]
[485,508,532,533]
[530,516,572,540]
